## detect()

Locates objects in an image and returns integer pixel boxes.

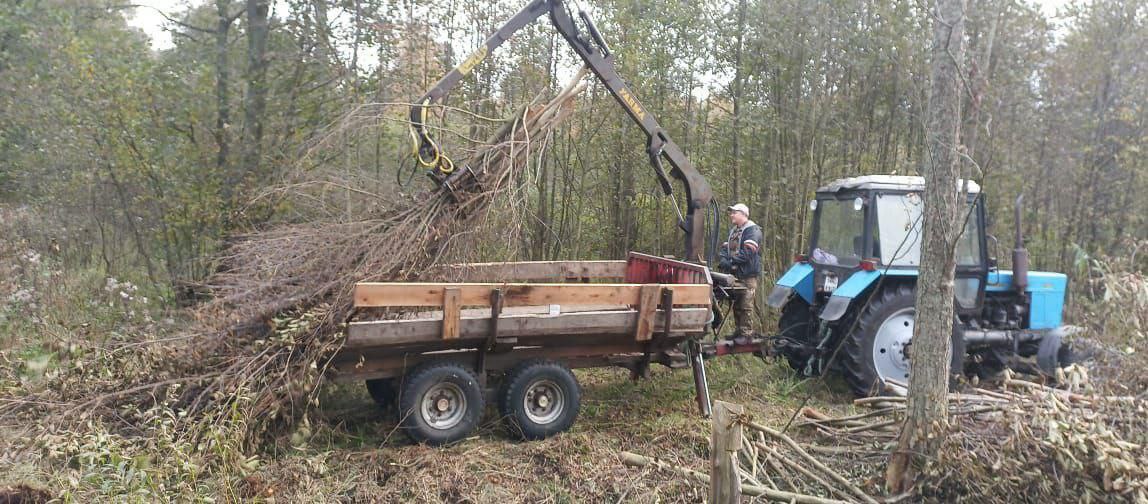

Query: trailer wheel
[841,285,964,397]
[365,378,395,410]
[499,360,580,440]
[397,361,485,446]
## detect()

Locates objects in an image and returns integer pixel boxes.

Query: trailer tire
[499,360,580,441]
[365,378,395,410]
[841,285,964,397]
[397,361,484,446]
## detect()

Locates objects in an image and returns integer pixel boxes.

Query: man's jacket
[719,220,762,280]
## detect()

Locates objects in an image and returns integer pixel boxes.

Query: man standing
[719,203,762,339]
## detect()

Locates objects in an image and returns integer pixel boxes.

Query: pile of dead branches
[796,368,1147,502]
[623,368,1146,503]
[622,409,883,504]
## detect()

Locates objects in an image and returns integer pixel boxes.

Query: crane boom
[409,0,714,263]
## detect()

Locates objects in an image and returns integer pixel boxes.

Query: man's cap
[727,203,750,216]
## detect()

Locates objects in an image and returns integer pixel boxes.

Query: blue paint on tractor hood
[985,270,1068,329]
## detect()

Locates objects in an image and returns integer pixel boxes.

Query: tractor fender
[819,270,881,321]
[767,263,814,308]
[818,269,918,321]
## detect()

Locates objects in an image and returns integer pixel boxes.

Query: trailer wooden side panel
[353,282,711,308]
[346,307,710,348]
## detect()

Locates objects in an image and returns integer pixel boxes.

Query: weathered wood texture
[634,285,661,342]
[441,287,461,340]
[710,401,745,503]
[429,260,627,282]
[346,307,710,348]
[353,283,711,308]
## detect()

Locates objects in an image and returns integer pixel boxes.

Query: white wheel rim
[421,382,467,430]
[523,379,565,425]
[872,307,915,383]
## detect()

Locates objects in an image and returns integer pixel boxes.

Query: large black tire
[1037,330,1078,377]
[397,361,485,446]
[777,299,818,374]
[841,285,964,397]
[499,360,581,441]
[365,378,395,410]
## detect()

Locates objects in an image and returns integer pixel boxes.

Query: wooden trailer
[330,253,725,445]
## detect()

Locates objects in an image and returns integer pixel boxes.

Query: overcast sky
[125,0,1076,51]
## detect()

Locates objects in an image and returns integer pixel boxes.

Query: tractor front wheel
[776,299,818,375]
[841,285,964,397]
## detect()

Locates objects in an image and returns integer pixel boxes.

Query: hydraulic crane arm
[409,0,714,263]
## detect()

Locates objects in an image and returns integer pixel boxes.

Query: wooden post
[442,287,461,340]
[710,400,744,503]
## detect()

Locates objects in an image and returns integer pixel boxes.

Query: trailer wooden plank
[353,283,710,308]
[634,285,660,342]
[346,307,710,348]
[441,288,461,339]
[431,260,628,282]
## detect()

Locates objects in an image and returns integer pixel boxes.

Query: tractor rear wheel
[841,285,964,397]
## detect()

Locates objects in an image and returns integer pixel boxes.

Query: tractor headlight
[809,199,818,211]
[853,197,865,211]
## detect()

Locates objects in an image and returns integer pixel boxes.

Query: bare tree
[886,0,968,493]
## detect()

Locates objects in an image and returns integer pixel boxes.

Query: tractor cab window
[955,204,983,266]
[812,198,865,267]
[873,192,984,269]
[875,192,924,266]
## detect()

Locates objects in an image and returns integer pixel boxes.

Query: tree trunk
[730,0,746,202]
[239,0,270,203]
[215,0,233,193]
[886,0,967,493]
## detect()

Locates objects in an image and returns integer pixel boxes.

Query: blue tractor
[766,175,1075,396]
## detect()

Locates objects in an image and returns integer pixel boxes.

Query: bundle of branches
[207,68,590,331]
[795,368,1147,502]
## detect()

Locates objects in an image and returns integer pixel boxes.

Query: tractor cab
[766,175,1074,397]
[801,176,988,316]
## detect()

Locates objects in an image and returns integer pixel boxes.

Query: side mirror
[987,257,999,271]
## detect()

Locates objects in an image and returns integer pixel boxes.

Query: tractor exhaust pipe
[1013,194,1029,293]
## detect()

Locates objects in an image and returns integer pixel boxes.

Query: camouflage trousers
[732,276,758,337]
